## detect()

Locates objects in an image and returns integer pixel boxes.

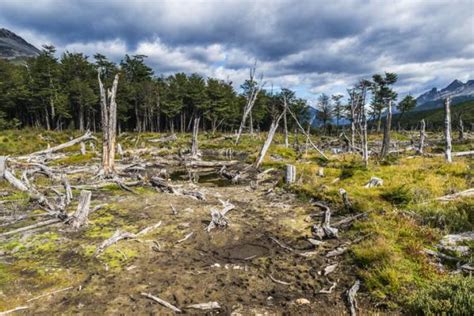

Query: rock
[295,298,310,305]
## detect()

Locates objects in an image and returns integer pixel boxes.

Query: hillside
[0,28,40,59]
[397,100,474,129]
[415,80,474,111]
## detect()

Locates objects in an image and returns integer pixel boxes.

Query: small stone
[295,298,310,305]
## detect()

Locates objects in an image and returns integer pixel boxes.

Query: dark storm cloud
[1,0,473,96]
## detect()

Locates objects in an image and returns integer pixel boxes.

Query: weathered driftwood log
[312,202,338,239]
[21,131,95,158]
[255,112,284,168]
[69,190,92,229]
[186,302,221,311]
[436,188,474,201]
[141,292,182,313]
[444,97,452,163]
[347,280,361,316]
[364,176,383,188]
[98,71,119,176]
[285,164,296,184]
[206,200,235,232]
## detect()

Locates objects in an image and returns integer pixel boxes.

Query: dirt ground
[1,162,370,315]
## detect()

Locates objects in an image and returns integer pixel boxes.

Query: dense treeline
[0,45,310,133]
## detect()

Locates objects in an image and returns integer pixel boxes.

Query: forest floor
[0,129,473,315]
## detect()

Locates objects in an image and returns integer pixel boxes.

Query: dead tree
[255,112,284,168]
[380,100,392,158]
[98,71,119,176]
[191,117,200,159]
[418,119,426,154]
[235,66,264,144]
[69,190,92,229]
[444,97,452,163]
[459,116,465,140]
[283,95,289,148]
[285,164,296,184]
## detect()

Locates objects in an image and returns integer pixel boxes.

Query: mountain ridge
[415,79,474,111]
[0,28,40,59]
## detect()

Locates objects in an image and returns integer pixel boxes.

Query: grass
[0,128,472,313]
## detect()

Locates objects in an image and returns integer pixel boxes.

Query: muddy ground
[1,160,370,315]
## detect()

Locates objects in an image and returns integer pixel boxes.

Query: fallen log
[436,188,474,201]
[21,131,95,158]
[186,302,220,311]
[141,292,182,313]
[147,134,177,143]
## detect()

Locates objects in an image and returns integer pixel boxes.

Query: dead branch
[147,134,177,143]
[26,286,74,303]
[255,112,284,168]
[0,306,30,315]
[22,131,95,158]
[269,236,295,252]
[177,232,194,243]
[319,281,337,294]
[269,274,292,285]
[346,280,361,316]
[323,263,338,276]
[94,230,136,256]
[436,188,474,201]
[206,200,235,232]
[141,292,182,313]
[186,302,221,311]
[326,246,347,258]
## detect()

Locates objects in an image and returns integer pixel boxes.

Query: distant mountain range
[415,79,474,111]
[0,28,40,60]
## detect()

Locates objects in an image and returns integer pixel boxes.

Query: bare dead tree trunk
[191,117,200,159]
[235,66,264,144]
[459,117,465,140]
[418,119,426,155]
[69,190,92,229]
[362,109,369,168]
[283,95,289,148]
[380,100,392,158]
[255,112,284,168]
[444,97,452,163]
[98,71,119,177]
[285,164,296,184]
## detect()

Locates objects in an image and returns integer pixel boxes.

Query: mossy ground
[0,129,472,314]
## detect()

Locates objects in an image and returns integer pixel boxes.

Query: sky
[1,0,473,104]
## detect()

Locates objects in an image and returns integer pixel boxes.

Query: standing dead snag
[458,116,465,140]
[418,119,426,154]
[98,70,119,177]
[255,112,284,168]
[285,164,296,184]
[312,202,338,239]
[380,100,392,158]
[235,65,264,144]
[191,117,200,159]
[69,190,92,229]
[444,97,452,163]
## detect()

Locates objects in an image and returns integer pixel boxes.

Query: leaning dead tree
[444,97,452,163]
[235,65,265,144]
[255,112,284,168]
[380,99,392,158]
[98,70,120,177]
